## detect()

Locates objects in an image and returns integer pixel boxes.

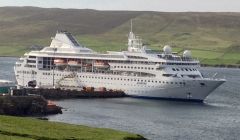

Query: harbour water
[1,57,240,140]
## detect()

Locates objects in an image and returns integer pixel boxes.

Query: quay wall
[12,88,126,100]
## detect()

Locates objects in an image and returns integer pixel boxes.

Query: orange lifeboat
[54,59,67,66]
[68,60,82,67]
[93,61,109,69]
[83,63,92,67]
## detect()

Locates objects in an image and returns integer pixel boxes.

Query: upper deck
[21,30,199,67]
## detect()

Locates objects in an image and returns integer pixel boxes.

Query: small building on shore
[0,80,16,95]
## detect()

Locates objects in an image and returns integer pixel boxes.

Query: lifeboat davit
[93,61,109,69]
[68,60,82,67]
[54,59,67,66]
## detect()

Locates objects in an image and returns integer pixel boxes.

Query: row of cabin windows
[27,60,36,63]
[127,56,148,59]
[113,65,155,70]
[36,57,197,66]
[80,80,185,86]
[166,62,198,66]
[17,71,37,74]
[110,61,197,66]
[29,56,36,58]
[25,65,36,68]
[41,72,185,85]
[172,68,197,72]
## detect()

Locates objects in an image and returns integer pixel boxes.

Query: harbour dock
[11,87,126,100]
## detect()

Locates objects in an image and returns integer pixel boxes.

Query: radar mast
[127,19,144,52]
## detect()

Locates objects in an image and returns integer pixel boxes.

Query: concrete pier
[12,88,126,100]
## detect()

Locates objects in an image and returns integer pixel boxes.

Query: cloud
[0,0,239,12]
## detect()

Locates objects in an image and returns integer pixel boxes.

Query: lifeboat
[83,63,92,67]
[93,61,109,69]
[68,60,82,67]
[54,59,67,66]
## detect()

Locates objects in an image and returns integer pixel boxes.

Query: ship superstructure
[14,28,225,101]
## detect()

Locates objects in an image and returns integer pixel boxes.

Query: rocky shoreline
[0,88,125,116]
[0,95,62,116]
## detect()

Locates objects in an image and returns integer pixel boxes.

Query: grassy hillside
[0,115,145,140]
[0,7,239,65]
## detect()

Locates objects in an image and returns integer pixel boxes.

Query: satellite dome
[163,45,172,54]
[183,50,192,58]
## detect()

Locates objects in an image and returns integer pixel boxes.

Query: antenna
[130,19,133,32]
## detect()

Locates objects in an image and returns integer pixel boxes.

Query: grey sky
[0,0,239,12]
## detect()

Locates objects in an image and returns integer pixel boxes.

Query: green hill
[0,7,239,66]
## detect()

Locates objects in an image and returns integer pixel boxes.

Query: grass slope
[0,7,239,65]
[0,115,145,140]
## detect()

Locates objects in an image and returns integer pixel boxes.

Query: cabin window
[200,83,205,86]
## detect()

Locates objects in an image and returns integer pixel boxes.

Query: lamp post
[53,47,57,88]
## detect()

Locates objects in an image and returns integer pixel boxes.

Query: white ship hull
[126,79,225,101]
[15,69,225,101]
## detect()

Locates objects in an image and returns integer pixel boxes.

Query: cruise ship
[14,27,226,101]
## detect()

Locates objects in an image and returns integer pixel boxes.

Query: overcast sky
[0,0,239,12]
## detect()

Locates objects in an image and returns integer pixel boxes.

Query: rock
[0,95,62,116]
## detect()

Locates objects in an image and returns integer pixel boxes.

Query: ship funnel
[50,31,82,48]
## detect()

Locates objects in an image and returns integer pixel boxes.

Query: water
[0,57,18,81]
[1,57,240,140]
